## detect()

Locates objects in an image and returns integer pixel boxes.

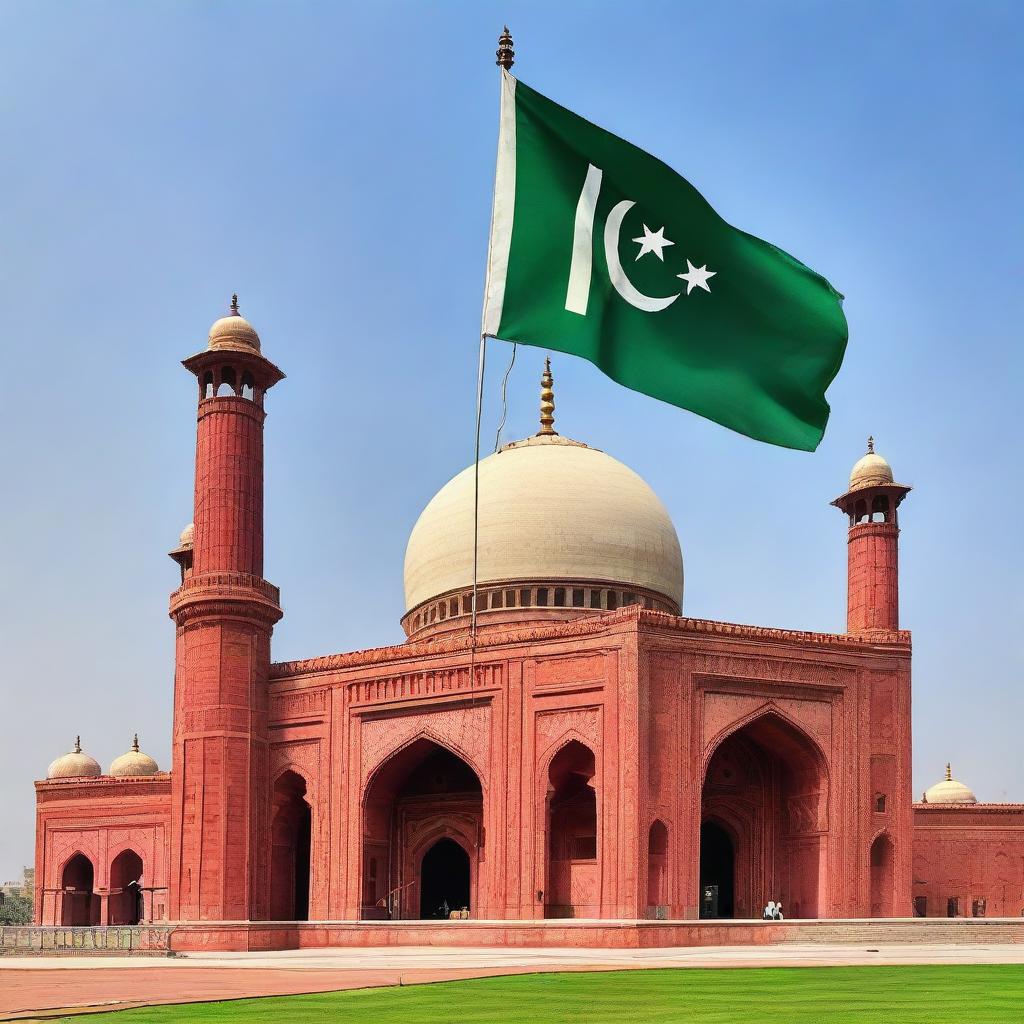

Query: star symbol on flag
[632,224,674,261]
[677,260,716,295]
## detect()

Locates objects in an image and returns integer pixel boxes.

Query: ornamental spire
[867,435,875,454]
[945,762,952,782]
[73,736,81,754]
[496,26,514,70]
[132,733,140,753]
[230,293,240,316]
[538,357,557,436]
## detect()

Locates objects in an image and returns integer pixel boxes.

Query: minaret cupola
[832,437,911,634]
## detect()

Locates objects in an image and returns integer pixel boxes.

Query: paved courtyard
[4,943,1024,1020]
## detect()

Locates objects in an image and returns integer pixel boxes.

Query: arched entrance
[420,837,470,918]
[362,739,483,920]
[699,821,735,918]
[545,740,598,918]
[270,771,312,920]
[700,712,828,919]
[60,853,98,926]
[109,850,144,925]
[870,833,894,918]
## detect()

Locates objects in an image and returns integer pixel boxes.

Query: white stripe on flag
[565,163,603,316]
[481,70,517,337]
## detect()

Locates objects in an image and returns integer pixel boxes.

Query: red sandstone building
[33,304,1024,936]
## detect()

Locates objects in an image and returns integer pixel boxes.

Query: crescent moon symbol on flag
[604,200,680,313]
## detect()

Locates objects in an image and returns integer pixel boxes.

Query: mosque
[32,302,1024,941]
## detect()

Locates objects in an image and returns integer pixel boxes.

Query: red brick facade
[32,312,1024,933]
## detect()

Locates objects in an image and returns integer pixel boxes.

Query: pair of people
[762,900,785,920]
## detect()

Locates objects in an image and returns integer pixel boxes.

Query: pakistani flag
[481,71,848,451]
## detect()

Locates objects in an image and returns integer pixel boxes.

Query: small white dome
[850,437,894,490]
[109,735,159,778]
[179,522,194,548]
[207,296,260,354]
[47,738,101,780]
[404,434,683,614]
[924,764,977,805]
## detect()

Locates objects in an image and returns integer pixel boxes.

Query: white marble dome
[109,735,160,778]
[924,764,977,805]
[207,296,261,354]
[404,433,683,614]
[47,738,101,780]
[850,437,894,490]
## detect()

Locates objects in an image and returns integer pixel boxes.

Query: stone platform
[5,918,1024,956]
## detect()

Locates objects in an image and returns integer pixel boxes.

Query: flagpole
[470,333,486,644]
[471,27,517,664]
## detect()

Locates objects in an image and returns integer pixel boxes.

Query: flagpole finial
[132,733,140,752]
[496,26,515,70]
[230,293,239,315]
[945,762,952,781]
[538,357,557,436]
[74,736,81,753]
[866,435,875,454]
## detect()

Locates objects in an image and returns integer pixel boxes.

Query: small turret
[832,437,911,634]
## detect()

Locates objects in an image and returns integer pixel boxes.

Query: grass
[74,965,1024,1023]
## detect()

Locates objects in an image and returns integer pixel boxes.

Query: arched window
[871,495,890,523]
[240,370,255,401]
[855,499,868,524]
[202,370,215,399]
[216,366,237,397]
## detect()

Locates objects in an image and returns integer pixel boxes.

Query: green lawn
[77,965,1024,1023]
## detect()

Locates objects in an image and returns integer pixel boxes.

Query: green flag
[481,71,849,451]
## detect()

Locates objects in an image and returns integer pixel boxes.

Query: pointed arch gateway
[700,710,829,919]
[60,853,99,926]
[108,849,144,925]
[361,738,483,920]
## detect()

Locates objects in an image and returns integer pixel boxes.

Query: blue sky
[0,2,1021,880]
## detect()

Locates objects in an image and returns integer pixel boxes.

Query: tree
[0,891,33,925]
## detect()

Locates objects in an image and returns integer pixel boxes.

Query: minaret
[831,437,911,633]
[167,297,284,921]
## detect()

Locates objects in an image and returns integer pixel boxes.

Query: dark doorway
[60,853,98,926]
[270,771,312,921]
[293,801,311,920]
[108,850,144,925]
[419,838,470,918]
[699,821,735,918]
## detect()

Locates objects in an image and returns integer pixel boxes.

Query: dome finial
[496,26,515,70]
[945,761,952,781]
[132,733,140,752]
[73,735,81,754]
[538,357,557,436]
[867,435,875,454]
[230,293,239,316]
